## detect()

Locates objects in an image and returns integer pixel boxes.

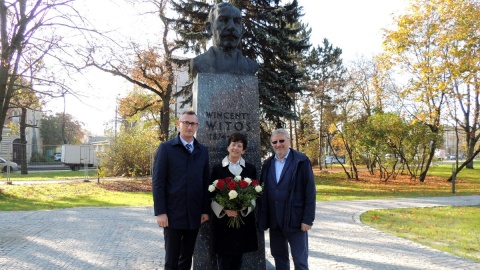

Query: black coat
[210,162,258,255]
[152,134,210,230]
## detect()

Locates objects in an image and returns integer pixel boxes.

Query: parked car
[325,155,346,164]
[54,152,62,161]
[385,153,404,163]
[449,155,456,160]
[0,157,18,172]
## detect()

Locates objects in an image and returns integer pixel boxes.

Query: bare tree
[0,0,100,142]
[83,0,183,140]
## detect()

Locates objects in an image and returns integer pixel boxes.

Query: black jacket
[210,161,258,255]
[152,134,210,230]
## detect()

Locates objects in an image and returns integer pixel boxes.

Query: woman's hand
[224,210,238,217]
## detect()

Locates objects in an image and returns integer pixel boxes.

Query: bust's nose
[225,18,235,30]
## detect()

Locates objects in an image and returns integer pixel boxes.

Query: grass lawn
[361,206,480,263]
[0,180,152,211]
[1,170,99,181]
[1,162,478,210]
[340,161,480,264]
[315,161,480,201]
[1,161,479,263]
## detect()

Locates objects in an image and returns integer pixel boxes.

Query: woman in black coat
[210,133,258,270]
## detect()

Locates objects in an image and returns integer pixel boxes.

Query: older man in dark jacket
[152,110,210,270]
[258,128,316,270]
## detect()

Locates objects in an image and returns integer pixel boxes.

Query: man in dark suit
[152,110,210,270]
[190,2,258,78]
[258,128,316,270]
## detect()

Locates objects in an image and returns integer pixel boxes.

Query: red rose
[224,177,232,183]
[251,180,260,186]
[227,181,237,190]
[216,180,226,190]
[239,180,249,189]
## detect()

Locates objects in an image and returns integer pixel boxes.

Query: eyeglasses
[180,121,198,127]
[271,139,286,145]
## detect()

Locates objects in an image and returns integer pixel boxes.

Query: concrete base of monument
[192,73,265,269]
[193,220,267,269]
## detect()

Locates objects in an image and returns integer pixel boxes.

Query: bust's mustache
[220,31,240,39]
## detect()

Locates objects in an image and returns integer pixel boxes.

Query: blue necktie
[185,143,193,153]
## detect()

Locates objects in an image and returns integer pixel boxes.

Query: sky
[299,0,408,61]
[46,0,408,137]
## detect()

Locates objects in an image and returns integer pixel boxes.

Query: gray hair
[271,128,290,139]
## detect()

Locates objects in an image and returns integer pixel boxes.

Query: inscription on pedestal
[192,73,266,270]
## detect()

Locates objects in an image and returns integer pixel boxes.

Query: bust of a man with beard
[190,3,259,78]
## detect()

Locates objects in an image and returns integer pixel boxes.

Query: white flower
[255,186,263,193]
[213,180,219,185]
[208,185,216,192]
[244,178,252,185]
[234,175,242,182]
[228,190,238,199]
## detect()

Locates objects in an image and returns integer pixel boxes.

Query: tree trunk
[318,100,323,170]
[20,108,28,174]
[160,84,171,140]
[447,147,480,182]
[419,141,437,182]
[466,135,476,169]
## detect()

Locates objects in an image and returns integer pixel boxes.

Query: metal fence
[1,143,62,170]
[0,142,160,182]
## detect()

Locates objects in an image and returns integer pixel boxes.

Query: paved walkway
[0,196,479,270]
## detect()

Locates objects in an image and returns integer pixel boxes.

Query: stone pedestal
[192,73,266,270]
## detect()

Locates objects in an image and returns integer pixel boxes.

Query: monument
[191,2,265,270]
[190,3,259,78]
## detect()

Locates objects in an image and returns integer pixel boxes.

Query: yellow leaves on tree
[131,48,171,95]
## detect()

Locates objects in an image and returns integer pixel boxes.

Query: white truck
[61,144,98,171]
[435,149,446,160]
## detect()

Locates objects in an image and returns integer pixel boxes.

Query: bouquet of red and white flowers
[208,176,263,228]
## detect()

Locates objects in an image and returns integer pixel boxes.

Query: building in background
[437,125,467,159]
[1,108,43,164]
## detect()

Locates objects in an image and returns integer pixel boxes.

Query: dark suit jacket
[257,149,316,232]
[190,46,259,78]
[152,133,210,230]
[210,161,258,255]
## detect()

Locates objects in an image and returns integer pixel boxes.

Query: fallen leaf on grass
[98,181,152,192]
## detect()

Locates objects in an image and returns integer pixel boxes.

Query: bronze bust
[190,3,259,78]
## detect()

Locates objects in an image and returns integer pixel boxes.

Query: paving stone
[0,196,479,269]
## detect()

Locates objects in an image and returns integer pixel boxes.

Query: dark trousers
[269,226,309,270]
[163,227,199,270]
[217,253,242,270]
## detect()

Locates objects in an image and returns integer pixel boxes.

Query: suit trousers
[163,227,199,270]
[269,226,309,270]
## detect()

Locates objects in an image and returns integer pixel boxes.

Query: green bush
[99,126,159,177]
[29,152,53,163]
